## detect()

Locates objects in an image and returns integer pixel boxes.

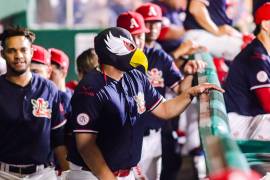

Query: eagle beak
[130,49,148,72]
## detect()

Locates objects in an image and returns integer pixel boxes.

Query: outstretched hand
[183,59,206,75]
[186,83,225,98]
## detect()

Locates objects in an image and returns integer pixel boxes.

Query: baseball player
[76,48,99,81]
[139,3,206,67]
[49,48,72,173]
[117,10,206,180]
[30,44,51,79]
[65,27,223,180]
[0,27,67,180]
[224,2,270,141]
[183,0,243,61]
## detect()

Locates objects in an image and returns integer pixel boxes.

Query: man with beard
[0,27,68,180]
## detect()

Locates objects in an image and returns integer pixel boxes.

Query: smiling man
[0,27,68,180]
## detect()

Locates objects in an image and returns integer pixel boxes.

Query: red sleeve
[255,87,270,113]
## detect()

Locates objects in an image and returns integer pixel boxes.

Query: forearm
[152,91,192,120]
[77,137,115,180]
[163,25,185,40]
[189,1,219,35]
[54,145,69,171]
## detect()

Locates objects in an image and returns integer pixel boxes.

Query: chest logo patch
[256,71,268,83]
[147,68,164,87]
[31,98,52,118]
[77,113,90,126]
[134,92,146,114]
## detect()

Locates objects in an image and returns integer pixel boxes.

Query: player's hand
[185,83,224,98]
[178,40,207,56]
[183,59,206,75]
[217,25,242,37]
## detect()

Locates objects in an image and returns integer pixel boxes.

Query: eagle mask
[94,27,148,72]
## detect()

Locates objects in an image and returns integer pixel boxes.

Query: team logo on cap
[134,92,146,114]
[130,18,139,29]
[31,98,52,118]
[148,6,158,16]
[105,31,136,56]
[147,68,164,87]
[77,113,90,126]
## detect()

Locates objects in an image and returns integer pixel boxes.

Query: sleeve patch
[77,113,90,126]
[257,71,268,83]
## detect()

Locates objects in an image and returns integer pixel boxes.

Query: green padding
[211,116,230,136]
[243,153,270,165]
[237,140,270,153]
[210,92,225,104]
[199,53,216,69]
[210,100,227,116]
[207,75,220,85]
[221,137,250,171]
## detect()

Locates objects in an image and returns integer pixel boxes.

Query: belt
[82,166,130,177]
[0,162,49,175]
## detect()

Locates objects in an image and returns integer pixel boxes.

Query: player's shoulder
[32,73,59,94]
[145,47,172,61]
[128,69,148,82]
[75,69,105,93]
[245,39,269,62]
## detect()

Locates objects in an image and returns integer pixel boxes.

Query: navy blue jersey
[142,47,182,129]
[153,1,184,53]
[68,69,163,171]
[0,73,66,165]
[184,0,232,30]
[224,39,270,116]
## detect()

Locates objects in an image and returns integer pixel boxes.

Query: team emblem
[147,68,164,87]
[256,71,268,83]
[31,98,52,118]
[148,6,158,16]
[134,92,146,114]
[130,18,139,29]
[77,113,90,126]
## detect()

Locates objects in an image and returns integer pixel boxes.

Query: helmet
[94,27,148,72]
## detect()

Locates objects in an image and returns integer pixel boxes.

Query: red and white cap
[136,3,162,22]
[49,48,69,72]
[32,44,50,65]
[254,2,270,25]
[117,11,150,35]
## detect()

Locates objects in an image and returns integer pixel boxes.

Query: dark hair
[76,48,98,76]
[253,25,261,36]
[0,26,36,49]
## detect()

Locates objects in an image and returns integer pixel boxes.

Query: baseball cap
[32,44,50,65]
[136,3,162,22]
[117,11,150,35]
[49,48,69,72]
[254,2,270,25]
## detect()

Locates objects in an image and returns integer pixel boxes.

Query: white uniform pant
[64,162,135,180]
[135,129,162,180]
[228,113,270,140]
[184,29,243,61]
[0,167,57,180]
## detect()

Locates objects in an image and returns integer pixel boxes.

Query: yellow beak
[130,49,148,72]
